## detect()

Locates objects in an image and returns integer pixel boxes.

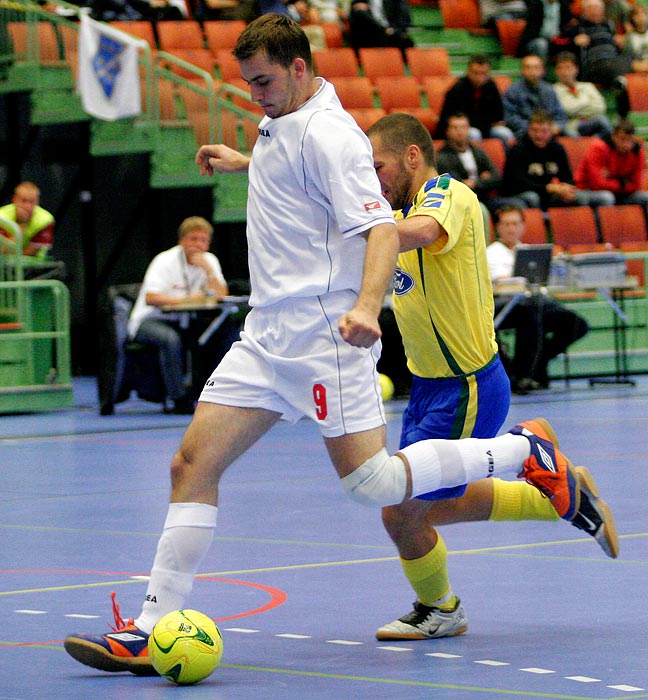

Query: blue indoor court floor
[1,376,647,700]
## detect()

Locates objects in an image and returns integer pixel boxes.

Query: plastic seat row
[519,205,648,251]
[313,46,451,82]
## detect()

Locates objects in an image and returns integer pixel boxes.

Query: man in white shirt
[128,216,234,414]
[553,51,612,138]
[487,204,589,393]
[64,15,613,676]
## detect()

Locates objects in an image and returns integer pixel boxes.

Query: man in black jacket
[436,113,502,218]
[517,0,573,61]
[436,55,514,143]
[500,109,591,209]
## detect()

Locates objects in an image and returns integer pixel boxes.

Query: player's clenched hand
[338,309,382,348]
[196,144,251,176]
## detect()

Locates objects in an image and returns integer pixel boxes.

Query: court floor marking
[5,612,645,695]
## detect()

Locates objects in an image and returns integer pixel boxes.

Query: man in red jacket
[575,119,648,208]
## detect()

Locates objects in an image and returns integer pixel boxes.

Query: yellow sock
[489,478,559,521]
[400,534,457,609]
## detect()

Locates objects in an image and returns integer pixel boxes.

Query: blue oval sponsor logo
[393,268,414,295]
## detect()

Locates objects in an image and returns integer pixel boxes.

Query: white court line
[14,609,47,614]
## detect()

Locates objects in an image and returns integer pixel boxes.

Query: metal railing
[1,0,260,152]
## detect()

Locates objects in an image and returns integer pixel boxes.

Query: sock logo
[145,594,158,603]
[486,449,494,476]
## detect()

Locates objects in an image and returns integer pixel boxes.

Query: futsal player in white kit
[64,14,614,674]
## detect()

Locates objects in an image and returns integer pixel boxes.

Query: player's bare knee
[340,448,407,507]
[170,449,192,492]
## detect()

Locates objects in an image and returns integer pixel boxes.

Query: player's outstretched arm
[196,144,251,176]
[339,222,399,348]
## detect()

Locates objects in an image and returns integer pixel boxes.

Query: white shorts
[199,290,386,437]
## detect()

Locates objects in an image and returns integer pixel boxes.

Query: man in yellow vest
[0,181,55,259]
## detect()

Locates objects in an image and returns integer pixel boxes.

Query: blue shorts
[400,355,511,501]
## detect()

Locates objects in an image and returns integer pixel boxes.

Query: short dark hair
[494,203,524,224]
[554,51,578,66]
[529,109,553,126]
[614,118,636,135]
[233,13,313,71]
[468,54,491,67]
[366,112,436,167]
[447,112,470,124]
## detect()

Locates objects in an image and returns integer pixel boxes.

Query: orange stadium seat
[203,20,245,52]
[438,0,482,29]
[215,48,241,80]
[598,204,648,247]
[557,136,596,173]
[547,206,600,249]
[374,76,422,111]
[329,76,375,108]
[109,20,156,48]
[521,208,549,243]
[478,138,506,173]
[165,48,217,80]
[421,75,457,114]
[625,73,648,112]
[493,74,512,95]
[347,107,387,131]
[156,20,204,50]
[313,48,360,78]
[496,18,526,56]
[405,47,451,81]
[358,47,406,81]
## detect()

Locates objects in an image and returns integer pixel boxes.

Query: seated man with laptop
[487,205,589,393]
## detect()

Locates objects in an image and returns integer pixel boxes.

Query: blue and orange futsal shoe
[510,418,619,558]
[510,417,580,521]
[64,592,156,675]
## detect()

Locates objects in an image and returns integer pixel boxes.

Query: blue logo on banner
[393,268,414,295]
[93,34,124,98]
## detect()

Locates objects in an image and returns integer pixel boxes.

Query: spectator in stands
[309,0,349,24]
[575,118,648,208]
[502,54,568,140]
[517,0,573,62]
[561,0,648,94]
[500,109,605,208]
[436,54,514,144]
[259,0,317,21]
[478,0,526,30]
[622,4,648,62]
[89,0,184,21]
[192,0,257,22]
[348,0,413,53]
[604,0,632,33]
[127,216,240,415]
[435,113,502,224]
[553,51,612,138]
[0,181,54,259]
[487,204,589,393]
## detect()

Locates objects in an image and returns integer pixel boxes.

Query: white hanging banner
[77,15,143,121]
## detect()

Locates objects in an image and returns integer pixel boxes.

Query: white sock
[399,434,530,498]
[134,502,217,634]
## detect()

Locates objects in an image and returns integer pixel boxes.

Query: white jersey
[246,78,395,307]
[486,239,515,281]
[128,245,226,337]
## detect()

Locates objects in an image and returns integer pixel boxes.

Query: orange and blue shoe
[571,466,619,559]
[64,592,156,676]
[509,418,580,521]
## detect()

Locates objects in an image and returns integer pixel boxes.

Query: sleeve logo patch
[364,201,381,211]
[393,268,415,295]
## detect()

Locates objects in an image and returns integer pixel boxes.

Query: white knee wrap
[340,448,407,507]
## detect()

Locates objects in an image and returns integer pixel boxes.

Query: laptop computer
[513,244,554,286]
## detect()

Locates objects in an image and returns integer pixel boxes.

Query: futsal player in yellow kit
[366,113,617,640]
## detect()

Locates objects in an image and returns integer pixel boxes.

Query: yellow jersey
[393,174,497,378]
